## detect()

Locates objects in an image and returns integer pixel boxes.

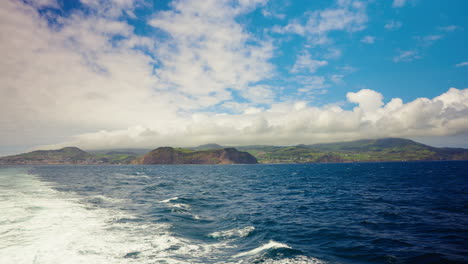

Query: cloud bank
[41,87,468,150]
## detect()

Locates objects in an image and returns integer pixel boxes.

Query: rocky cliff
[134,147,258,164]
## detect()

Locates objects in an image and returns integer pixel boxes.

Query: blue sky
[0,0,467,154]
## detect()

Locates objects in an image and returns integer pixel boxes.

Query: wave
[234,240,291,257]
[0,168,221,264]
[260,256,327,264]
[160,196,180,203]
[83,194,127,205]
[113,172,150,179]
[208,226,255,239]
[0,168,327,264]
[234,241,326,264]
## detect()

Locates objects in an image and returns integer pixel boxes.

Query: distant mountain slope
[307,138,429,151]
[0,147,137,165]
[88,148,151,155]
[133,147,258,164]
[0,138,467,165]
[189,144,224,151]
[0,147,98,165]
[238,138,468,163]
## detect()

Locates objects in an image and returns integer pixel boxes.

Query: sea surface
[0,162,467,264]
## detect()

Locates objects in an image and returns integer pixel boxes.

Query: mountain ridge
[1,138,467,165]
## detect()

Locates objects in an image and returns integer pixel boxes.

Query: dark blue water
[1,162,467,264]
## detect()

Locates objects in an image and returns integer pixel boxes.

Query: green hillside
[0,147,137,165]
[1,138,467,165]
[238,138,468,163]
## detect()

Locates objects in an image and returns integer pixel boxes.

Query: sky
[1,0,468,155]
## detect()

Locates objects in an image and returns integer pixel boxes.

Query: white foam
[84,194,127,204]
[0,168,225,264]
[169,203,191,210]
[113,172,150,179]
[160,197,192,212]
[0,168,326,264]
[234,240,291,257]
[209,226,255,239]
[160,196,180,203]
[260,256,327,264]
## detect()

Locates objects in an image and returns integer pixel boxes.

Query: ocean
[0,162,467,264]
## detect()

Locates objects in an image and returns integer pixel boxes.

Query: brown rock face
[136,147,258,164]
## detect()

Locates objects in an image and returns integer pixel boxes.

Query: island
[0,138,467,165]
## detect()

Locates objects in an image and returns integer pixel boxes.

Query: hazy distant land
[1,138,467,165]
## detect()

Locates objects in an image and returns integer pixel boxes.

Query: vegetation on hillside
[1,138,467,165]
[0,147,137,165]
[237,138,468,163]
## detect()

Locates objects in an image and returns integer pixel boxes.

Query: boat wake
[0,168,325,264]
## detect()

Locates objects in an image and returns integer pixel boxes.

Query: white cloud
[393,50,421,62]
[423,35,443,41]
[261,9,285,19]
[296,76,328,91]
[324,48,342,59]
[291,52,328,73]
[361,35,375,44]
[392,0,406,8]
[337,65,357,73]
[2,0,468,152]
[241,85,276,104]
[330,74,344,84]
[273,0,368,44]
[347,89,383,112]
[221,101,252,113]
[39,88,468,149]
[419,34,443,46]
[0,0,275,148]
[148,0,274,105]
[437,25,459,32]
[24,0,59,9]
[456,62,468,67]
[384,20,402,30]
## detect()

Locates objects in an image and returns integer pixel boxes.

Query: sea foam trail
[208,226,255,239]
[0,167,327,264]
[261,256,327,264]
[0,168,221,264]
[234,240,291,257]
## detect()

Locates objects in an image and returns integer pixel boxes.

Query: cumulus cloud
[39,88,468,150]
[0,0,275,150]
[347,89,383,112]
[1,0,468,153]
[456,62,468,67]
